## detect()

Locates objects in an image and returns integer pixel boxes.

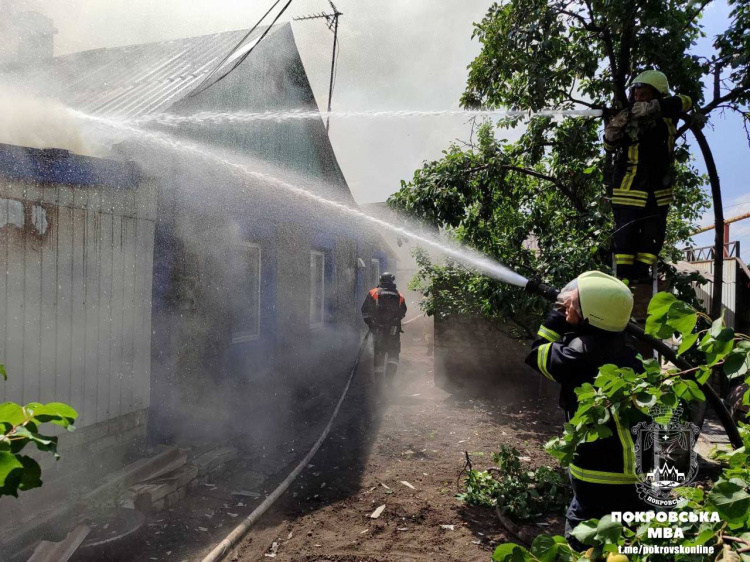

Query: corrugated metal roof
[16,27,279,119]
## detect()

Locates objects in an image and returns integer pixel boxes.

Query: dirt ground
[128,335,564,562]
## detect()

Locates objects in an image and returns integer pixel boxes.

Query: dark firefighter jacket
[604,94,692,208]
[526,310,646,486]
[361,283,407,331]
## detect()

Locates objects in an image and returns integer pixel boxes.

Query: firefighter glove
[631,99,660,119]
[604,110,629,143]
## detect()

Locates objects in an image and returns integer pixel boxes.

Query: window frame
[310,250,326,329]
[370,258,381,289]
[230,241,262,344]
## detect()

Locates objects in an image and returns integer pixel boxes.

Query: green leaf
[0,364,6,381]
[677,333,699,356]
[684,527,715,547]
[17,455,42,491]
[570,519,598,546]
[492,543,530,562]
[710,315,725,338]
[675,486,705,503]
[0,402,26,427]
[666,301,697,336]
[648,292,678,316]
[707,479,750,524]
[595,515,622,543]
[11,427,58,454]
[724,352,750,380]
[26,402,78,428]
[0,451,23,489]
[530,535,558,562]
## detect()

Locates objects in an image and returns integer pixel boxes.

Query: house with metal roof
[0,20,393,487]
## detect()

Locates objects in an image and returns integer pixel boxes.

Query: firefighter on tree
[525,271,647,543]
[361,272,407,388]
[604,70,693,282]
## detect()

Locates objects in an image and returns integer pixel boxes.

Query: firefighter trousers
[612,198,668,280]
[373,331,401,385]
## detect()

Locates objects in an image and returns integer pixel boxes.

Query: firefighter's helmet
[631,70,670,96]
[379,272,395,284]
[577,271,633,332]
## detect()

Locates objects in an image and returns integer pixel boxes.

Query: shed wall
[0,177,157,429]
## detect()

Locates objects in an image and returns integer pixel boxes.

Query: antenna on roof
[294,0,342,133]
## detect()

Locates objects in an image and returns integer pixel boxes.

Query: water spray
[130,108,604,127]
[72,111,529,288]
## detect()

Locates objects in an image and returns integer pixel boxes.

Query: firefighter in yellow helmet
[525,272,647,543]
[603,70,693,282]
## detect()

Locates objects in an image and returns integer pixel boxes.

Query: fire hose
[200,332,371,562]
[524,277,742,448]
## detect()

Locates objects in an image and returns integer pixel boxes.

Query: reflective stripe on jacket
[605,94,692,208]
[526,310,645,485]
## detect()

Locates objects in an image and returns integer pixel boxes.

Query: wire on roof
[188,0,293,98]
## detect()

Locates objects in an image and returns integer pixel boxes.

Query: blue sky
[689,1,750,260]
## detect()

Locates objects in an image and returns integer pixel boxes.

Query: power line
[188,0,293,98]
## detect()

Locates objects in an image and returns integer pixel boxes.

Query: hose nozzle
[525,277,560,303]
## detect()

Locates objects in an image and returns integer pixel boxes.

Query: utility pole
[293,0,342,132]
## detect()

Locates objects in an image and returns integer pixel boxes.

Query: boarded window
[230,243,261,343]
[310,251,325,327]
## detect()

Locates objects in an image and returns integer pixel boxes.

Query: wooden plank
[68,199,87,418]
[39,202,58,404]
[22,188,43,404]
[108,214,124,420]
[27,524,90,562]
[82,190,102,428]
[55,203,74,406]
[120,216,137,415]
[95,206,113,423]
[132,218,155,411]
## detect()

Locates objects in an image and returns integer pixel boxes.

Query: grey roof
[11,27,280,119]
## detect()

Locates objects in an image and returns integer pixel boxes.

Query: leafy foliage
[491,292,750,560]
[458,445,569,521]
[387,0,750,332]
[0,366,78,498]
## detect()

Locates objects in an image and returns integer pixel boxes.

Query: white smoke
[0,88,102,156]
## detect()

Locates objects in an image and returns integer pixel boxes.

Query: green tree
[389,0,749,329]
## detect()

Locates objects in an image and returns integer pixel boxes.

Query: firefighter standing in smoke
[525,271,647,542]
[604,70,693,282]
[361,272,407,386]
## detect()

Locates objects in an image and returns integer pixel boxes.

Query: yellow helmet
[577,271,633,332]
[631,70,670,95]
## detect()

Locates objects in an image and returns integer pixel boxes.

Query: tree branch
[616,2,635,103]
[683,0,713,31]
[557,8,602,32]
[464,163,586,213]
[501,165,586,213]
